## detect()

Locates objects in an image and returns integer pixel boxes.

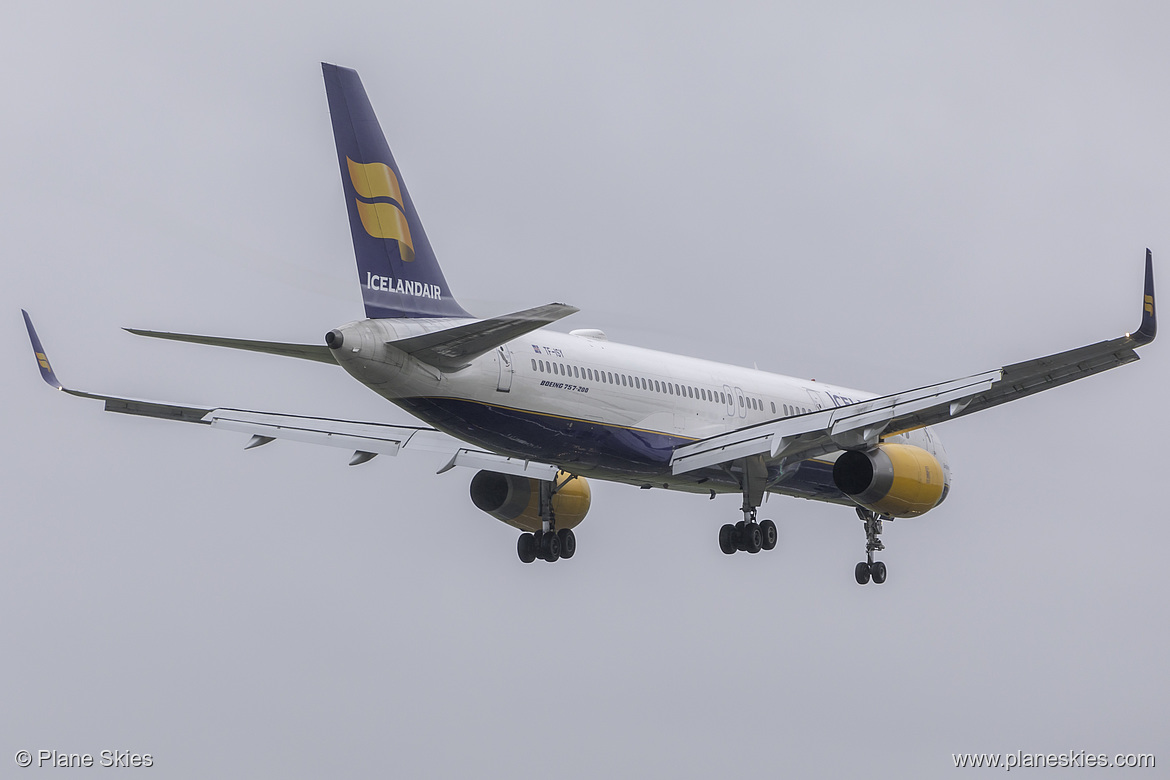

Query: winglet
[1131,249,1156,346]
[22,310,63,390]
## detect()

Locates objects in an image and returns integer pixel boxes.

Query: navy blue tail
[322,63,470,319]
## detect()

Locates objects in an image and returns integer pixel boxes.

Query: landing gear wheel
[869,560,887,584]
[718,524,737,555]
[557,528,576,559]
[759,519,777,551]
[855,561,872,585]
[744,522,763,554]
[540,530,561,562]
[517,533,537,563]
[733,520,746,551]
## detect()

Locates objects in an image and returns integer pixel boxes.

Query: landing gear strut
[517,474,577,564]
[854,507,888,585]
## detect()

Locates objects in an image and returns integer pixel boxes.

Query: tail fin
[322,63,470,319]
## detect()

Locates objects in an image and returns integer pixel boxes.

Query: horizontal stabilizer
[390,302,578,370]
[125,329,336,365]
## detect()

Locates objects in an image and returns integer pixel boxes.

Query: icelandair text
[366,272,441,299]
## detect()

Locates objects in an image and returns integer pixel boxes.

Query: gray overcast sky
[3,2,1168,777]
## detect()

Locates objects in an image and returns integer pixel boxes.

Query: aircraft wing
[671,252,1157,475]
[22,311,558,481]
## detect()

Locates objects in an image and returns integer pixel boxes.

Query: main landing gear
[718,455,778,556]
[516,474,577,564]
[718,511,778,555]
[854,507,888,585]
[517,528,576,563]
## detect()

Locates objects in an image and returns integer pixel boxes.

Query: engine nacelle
[469,470,591,532]
[832,443,946,518]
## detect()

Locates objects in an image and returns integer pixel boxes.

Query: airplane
[23,63,1157,583]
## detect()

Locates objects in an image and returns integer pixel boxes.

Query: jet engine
[832,443,946,518]
[469,470,591,532]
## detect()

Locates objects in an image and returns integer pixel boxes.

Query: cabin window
[688,386,694,398]
[531,359,536,371]
[720,392,726,404]
[771,401,776,413]
[621,375,627,386]
[739,395,744,408]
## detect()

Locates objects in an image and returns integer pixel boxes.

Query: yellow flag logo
[347,158,414,261]
[1145,294,1154,316]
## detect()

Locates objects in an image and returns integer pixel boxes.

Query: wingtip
[1132,249,1156,346]
[21,309,64,390]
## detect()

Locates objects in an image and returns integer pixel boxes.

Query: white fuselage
[330,318,951,503]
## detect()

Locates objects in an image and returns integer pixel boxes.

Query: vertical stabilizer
[322,63,470,319]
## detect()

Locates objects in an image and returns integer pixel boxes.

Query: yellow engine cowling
[468,470,591,532]
[832,443,946,518]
